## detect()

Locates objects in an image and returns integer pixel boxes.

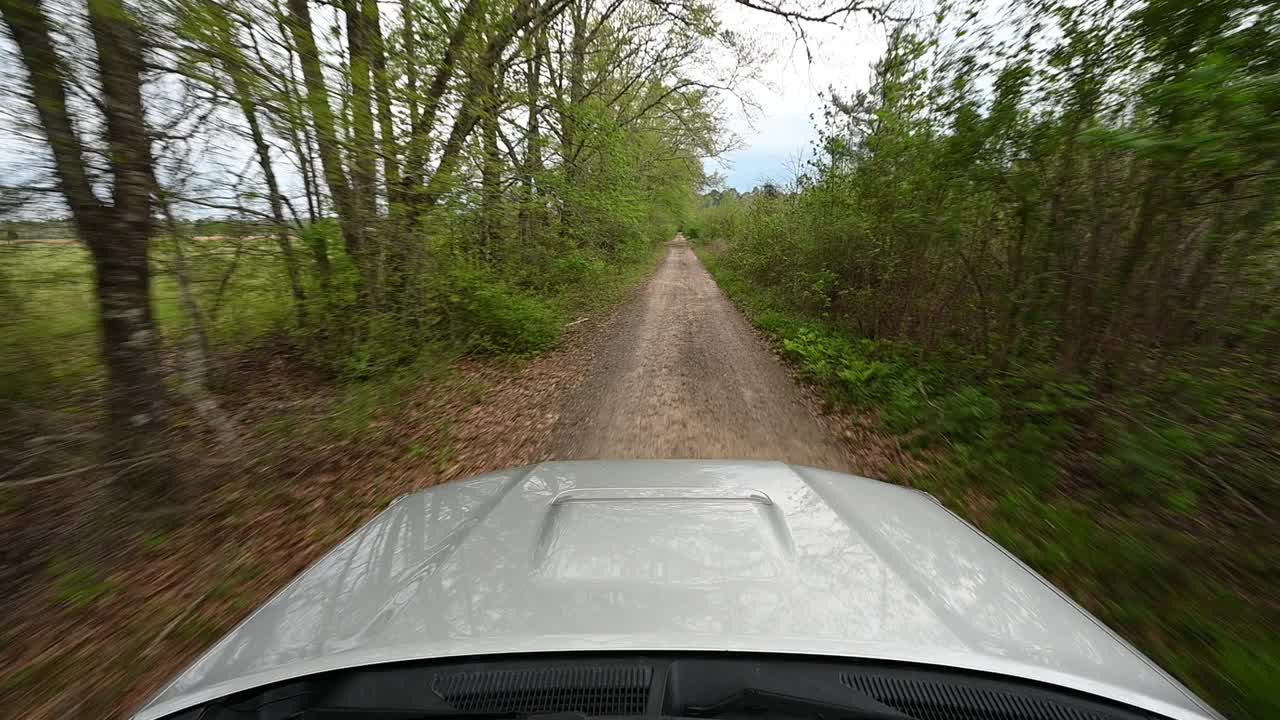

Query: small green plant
[139,531,171,552]
[1,652,72,695]
[547,252,607,290]
[434,442,455,471]
[174,613,224,644]
[327,359,442,438]
[0,486,20,514]
[50,562,117,609]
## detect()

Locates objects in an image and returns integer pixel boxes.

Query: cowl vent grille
[841,673,1122,720]
[435,665,652,715]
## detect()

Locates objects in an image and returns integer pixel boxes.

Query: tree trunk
[89,225,175,489]
[162,203,242,454]
[285,0,367,278]
[519,24,545,246]
[344,0,378,220]
[402,0,421,135]
[275,5,324,229]
[402,0,486,210]
[1208,180,1278,346]
[2,0,176,491]
[1182,179,1236,330]
[558,0,588,235]
[1062,152,1110,372]
[480,67,504,254]
[87,0,178,490]
[224,48,308,327]
[995,200,1029,369]
[366,0,401,207]
[417,0,571,211]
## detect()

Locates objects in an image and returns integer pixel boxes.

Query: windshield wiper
[684,688,913,720]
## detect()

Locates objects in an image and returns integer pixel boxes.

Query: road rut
[550,237,854,469]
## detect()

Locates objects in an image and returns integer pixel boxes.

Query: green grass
[0,240,294,404]
[10,228,667,454]
[0,244,101,399]
[696,243,1280,720]
[138,530,172,553]
[49,561,118,609]
[324,354,452,439]
[1,226,666,408]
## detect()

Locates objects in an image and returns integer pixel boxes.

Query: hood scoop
[533,487,796,582]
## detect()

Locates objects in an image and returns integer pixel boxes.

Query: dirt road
[548,237,854,469]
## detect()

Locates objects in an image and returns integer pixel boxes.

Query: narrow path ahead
[549,237,854,469]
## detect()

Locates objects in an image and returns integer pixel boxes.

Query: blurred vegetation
[692,0,1280,715]
[0,212,676,421]
[0,0,722,491]
[3,0,713,705]
[0,235,295,402]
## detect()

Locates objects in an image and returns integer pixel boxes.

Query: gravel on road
[548,237,856,469]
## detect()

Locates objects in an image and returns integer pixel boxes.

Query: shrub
[439,265,560,355]
[547,252,608,290]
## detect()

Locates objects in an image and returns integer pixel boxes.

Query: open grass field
[1,237,295,405]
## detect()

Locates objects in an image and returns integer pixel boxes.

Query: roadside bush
[300,250,562,379]
[439,265,560,355]
[546,252,609,291]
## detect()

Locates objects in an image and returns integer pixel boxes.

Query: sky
[705,4,892,191]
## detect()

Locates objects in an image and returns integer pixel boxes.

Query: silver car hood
[134,460,1220,720]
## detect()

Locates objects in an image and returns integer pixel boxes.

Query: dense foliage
[1,0,729,483]
[693,0,1280,715]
